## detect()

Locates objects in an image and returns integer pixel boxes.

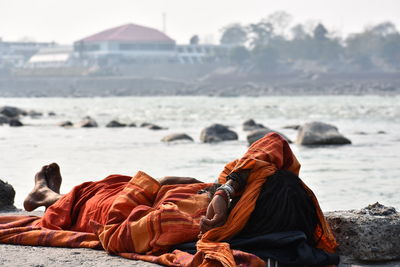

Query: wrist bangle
[217,184,234,197]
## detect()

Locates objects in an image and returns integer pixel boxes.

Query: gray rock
[200,123,238,143]
[148,124,165,130]
[0,179,17,211]
[296,121,351,145]
[0,106,27,117]
[128,123,137,127]
[377,131,387,134]
[9,119,23,127]
[106,120,126,128]
[28,110,43,117]
[282,124,300,130]
[140,122,166,130]
[359,202,397,216]
[325,203,400,261]
[48,111,56,116]
[247,129,292,145]
[354,131,368,135]
[58,121,73,127]
[76,117,98,128]
[161,133,194,143]
[243,119,267,131]
[140,122,152,127]
[0,114,9,124]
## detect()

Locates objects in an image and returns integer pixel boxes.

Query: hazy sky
[1,0,399,44]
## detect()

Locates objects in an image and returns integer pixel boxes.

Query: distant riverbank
[0,72,399,97]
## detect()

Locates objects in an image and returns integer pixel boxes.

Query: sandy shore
[1,210,399,267]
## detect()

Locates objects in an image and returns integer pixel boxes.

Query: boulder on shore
[282,124,300,130]
[58,121,73,127]
[242,119,267,131]
[140,122,166,130]
[325,202,400,261]
[247,129,292,145]
[9,119,23,127]
[200,123,238,143]
[0,114,9,124]
[161,133,194,143]
[0,106,27,118]
[106,120,126,128]
[76,117,98,128]
[27,110,43,117]
[0,179,17,211]
[296,121,351,145]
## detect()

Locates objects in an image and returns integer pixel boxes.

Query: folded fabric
[175,231,340,266]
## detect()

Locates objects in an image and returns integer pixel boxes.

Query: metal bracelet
[220,184,235,196]
[216,185,233,200]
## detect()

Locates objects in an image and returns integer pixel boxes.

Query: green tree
[190,35,200,45]
[229,46,250,65]
[220,24,247,46]
[345,21,400,69]
[313,24,328,41]
[252,46,279,71]
[266,11,293,37]
[247,21,274,48]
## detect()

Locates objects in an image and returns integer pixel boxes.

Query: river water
[0,95,399,211]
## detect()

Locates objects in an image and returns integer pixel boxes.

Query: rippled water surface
[0,96,399,211]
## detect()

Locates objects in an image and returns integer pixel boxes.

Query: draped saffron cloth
[0,133,337,267]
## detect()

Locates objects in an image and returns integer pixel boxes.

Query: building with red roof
[74,23,177,63]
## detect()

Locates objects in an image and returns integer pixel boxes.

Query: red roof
[78,23,175,43]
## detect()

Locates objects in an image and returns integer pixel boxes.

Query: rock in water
[200,124,238,143]
[282,124,300,130]
[27,110,43,117]
[140,122,166,130]
[76,116,98,128]
[9,119,23,127]
[58,121,73,127]
[296,121,351,145]
[161,133,194,143]
[242,119,266,131]
[140,122,152,127]
[0,114,9,124]
[247,129,292,145]
[0,179,17,211]
[106,120,127,128]
[325,203,400,261]
[0,106,26,118]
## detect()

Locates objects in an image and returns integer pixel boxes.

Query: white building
[27,45,74,68]
[176,44,223,64]
[0,39,55,67]
[74,23,176,63]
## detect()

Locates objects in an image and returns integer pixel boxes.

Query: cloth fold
[195,132,337,266]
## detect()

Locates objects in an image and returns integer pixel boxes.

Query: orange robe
[0,133,337,267]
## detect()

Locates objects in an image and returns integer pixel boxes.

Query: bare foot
[23,166,61,211]
[46,163,62,194]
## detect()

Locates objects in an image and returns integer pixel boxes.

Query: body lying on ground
[0,133,339,267]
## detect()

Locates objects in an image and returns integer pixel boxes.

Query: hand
[199,195,228,234]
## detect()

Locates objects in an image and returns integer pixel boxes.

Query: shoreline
[0,72,399,97]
